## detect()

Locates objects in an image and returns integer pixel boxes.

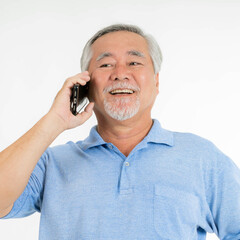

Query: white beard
[103,95,140,121]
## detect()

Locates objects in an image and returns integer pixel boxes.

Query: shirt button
[108,144,113,149]
[125,162,130,166]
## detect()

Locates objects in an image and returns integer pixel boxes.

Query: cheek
[137,73,158,97]
[137,72,155,88]
[89,71,109,100]
[91,69,110,85]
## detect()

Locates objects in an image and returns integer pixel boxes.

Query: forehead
[91,31,150,57]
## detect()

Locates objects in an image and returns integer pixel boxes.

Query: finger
[71,72,90,82]
[64,73,91,88]
[74,71,89,77]
[76,102,94,123]
[84,102,95,113]
[64,76,90,88]
[71,71,90,81]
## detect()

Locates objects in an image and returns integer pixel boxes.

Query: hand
[48,71,94,131]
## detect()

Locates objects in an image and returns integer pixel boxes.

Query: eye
[129,62,141,66]
[100,64,112,68]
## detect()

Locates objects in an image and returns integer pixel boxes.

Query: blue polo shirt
[2,119,240,239]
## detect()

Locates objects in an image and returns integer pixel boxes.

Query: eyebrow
[96,50,145,61]
[96,52,113,61]
[127,50,145,58]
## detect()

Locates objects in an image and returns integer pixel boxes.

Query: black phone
[70,82,89,115]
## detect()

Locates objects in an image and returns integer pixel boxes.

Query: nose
[110,64,130,81]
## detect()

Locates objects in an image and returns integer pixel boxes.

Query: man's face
[87,31,159,121]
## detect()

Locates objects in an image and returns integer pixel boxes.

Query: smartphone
[70,82,89,115]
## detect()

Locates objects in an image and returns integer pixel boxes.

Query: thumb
[76,102,95,123]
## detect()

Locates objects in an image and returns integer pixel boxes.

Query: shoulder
[172,130,217,153]
[171,130,234,170]
[41,141,84,164]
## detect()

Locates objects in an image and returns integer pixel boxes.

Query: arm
[206,147,240,239]
[0,72,94,217]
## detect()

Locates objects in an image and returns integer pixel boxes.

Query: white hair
[80,24,163,74]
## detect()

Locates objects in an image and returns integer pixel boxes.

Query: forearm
[0,112,64,211]
[0,72,93,213]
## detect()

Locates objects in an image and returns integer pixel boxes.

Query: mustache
[103,82,140,94]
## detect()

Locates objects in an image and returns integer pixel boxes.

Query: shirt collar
[81,119,174,151]
[143,119,174,146]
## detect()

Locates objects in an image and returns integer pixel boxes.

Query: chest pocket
[153,184,200,240]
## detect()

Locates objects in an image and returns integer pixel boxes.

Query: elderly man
[0,24,240,240]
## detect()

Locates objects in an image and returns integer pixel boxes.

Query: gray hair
[80,24,162,74]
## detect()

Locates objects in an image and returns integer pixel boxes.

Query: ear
[155,73,159,94]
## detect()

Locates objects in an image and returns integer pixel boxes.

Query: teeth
[110,89,134,94]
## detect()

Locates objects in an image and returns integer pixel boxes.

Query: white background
[0,0,240,239]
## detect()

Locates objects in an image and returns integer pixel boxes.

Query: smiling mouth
[109,89,135,95]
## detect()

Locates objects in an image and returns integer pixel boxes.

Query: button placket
[119,157,133,195]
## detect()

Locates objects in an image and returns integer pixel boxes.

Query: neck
[96,115,153,157]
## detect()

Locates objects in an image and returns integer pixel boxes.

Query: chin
[104,98,140,121]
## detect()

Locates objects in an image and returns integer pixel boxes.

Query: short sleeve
[1,149,49,219]
[206,147,240,239]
